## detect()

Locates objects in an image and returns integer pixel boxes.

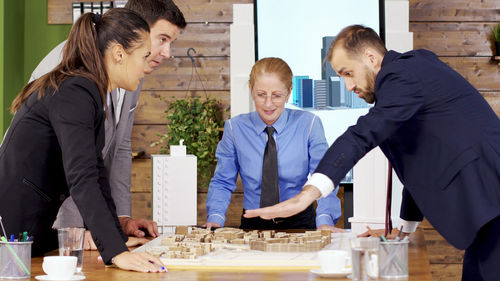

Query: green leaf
[151,96,224,188]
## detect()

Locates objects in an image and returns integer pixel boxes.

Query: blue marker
[9,234,14,242]
[148,260,165,271]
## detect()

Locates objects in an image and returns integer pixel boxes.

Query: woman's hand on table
[113,251,167,273]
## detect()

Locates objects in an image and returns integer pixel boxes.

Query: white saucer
[35,275,85,281]
[310,268,351,278]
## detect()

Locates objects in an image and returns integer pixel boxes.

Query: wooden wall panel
[135,90,230,125]
[131,192,152,220]
[48,0,253,24]
[131,159,151,193]
[439,57,500,91]
[482,91,500,117]
[411,22,497,57]
[409,0,500,22]
[47,0,74,24]
[172,0,252,23]
[131,125,167,157]
[171,23,230,57]
[142,57,229,91]
[198,192,244,227]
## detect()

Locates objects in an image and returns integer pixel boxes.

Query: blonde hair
[249,57,293,90]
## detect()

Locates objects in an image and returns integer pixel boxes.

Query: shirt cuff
[316,214,334,227]
[399,219,420,233]
[305,173,334,198]
[207,214,226,226]
[117,215,131,218]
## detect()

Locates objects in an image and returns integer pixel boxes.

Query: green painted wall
[0,0,71,133]
[24,0,71,83]
[0,0,4,133]
[2,0,25,132]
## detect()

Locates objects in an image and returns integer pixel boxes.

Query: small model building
[146,227,331,259]
[249,230,331,252]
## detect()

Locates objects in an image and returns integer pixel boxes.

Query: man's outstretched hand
[244,185,322,220]
[318,224,347,233]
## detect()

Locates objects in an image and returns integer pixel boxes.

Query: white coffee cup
[318,250,349,273]
[42,256,77,280]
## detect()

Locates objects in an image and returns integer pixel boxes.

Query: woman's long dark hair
[10,8,150,113]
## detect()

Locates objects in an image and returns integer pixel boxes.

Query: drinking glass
[57,227,85,275]
[350,237,379,280]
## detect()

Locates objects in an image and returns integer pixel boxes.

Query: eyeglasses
[254,93,288,104]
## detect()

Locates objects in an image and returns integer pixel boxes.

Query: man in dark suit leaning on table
[244,25,500,281]
[30,0,187,249]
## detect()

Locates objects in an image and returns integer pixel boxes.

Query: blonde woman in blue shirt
[205,57,343,231]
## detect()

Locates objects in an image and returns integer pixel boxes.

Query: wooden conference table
[29,230,432,281]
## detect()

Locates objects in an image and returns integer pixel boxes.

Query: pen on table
[396,226,404,241]
[148,260,166,271]
[0,216,7,238]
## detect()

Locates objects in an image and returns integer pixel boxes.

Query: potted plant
[151,96,224,188]
[494,23,500,56]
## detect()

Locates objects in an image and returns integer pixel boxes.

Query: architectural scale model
[145,227,331,259]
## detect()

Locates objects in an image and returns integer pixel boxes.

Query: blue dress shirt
[206,108,341,227]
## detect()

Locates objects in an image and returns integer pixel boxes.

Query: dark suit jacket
[0,76,128,263]
[31,41,141,227]
[53,85,141,228]
[315,50,500,249]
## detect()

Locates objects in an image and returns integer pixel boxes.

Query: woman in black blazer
[0,9,165,273]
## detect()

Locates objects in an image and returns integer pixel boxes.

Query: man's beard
[361,67,376,104]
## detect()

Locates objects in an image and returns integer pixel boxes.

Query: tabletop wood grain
[29,230,431,281]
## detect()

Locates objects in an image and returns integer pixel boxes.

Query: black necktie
[260,126,279,207]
